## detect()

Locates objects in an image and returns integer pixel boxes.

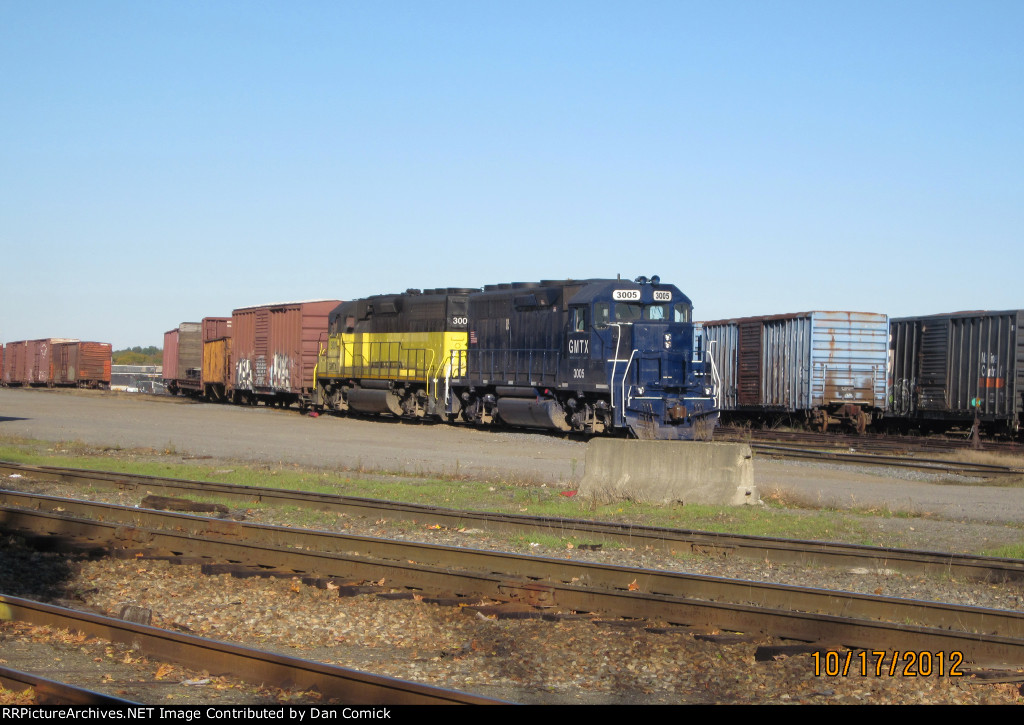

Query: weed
[982,542,1024,560]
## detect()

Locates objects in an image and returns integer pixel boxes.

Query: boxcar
[2,341,27,386]
[701,311,889,432]
[27,338,78,386]
[232,300,341,408]
[51,341,112,388]
[888,310,1024,436]
[162,324,202,396]
[162,329,179,391]
[201,317,232,401]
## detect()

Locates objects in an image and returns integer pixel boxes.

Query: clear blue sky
[2,1,1021,348]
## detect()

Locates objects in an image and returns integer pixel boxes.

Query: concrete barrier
[578,439,757,506]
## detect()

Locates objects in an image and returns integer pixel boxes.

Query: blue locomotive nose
[631,322,690,387]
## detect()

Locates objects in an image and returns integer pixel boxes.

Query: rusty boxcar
[27,338,79,386]
[51,341,112,388]
[888,310,1024,436]
[231,300,341,408]
[701,311,889,432]
[2,341,27,386]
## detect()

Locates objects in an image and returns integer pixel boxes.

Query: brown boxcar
[162,329,180,393]
[201,316,232,401]
[28,338,78,386]
[202,317,231,342]
[2,342,26,386]
[51,341,113,388]
[231,300,340,408]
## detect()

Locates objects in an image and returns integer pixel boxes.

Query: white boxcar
[701,311,889,432]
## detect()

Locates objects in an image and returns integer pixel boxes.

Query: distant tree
[112,348,163,366]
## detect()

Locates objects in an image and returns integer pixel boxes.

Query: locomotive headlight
[704,387,712,396]
[664,333,671,349]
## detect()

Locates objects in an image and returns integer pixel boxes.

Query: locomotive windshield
[594,301,692,327]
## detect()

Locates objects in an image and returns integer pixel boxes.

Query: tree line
[112,346,162,366]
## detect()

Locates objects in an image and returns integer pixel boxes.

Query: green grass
[982,543,1024,559]
[0,432,1018,555]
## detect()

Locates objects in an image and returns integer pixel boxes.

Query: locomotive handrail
[468,348,559,384]
[336,339,434,382]
[621,348,639,414]
[609,322,627,424]
[312,334,328,393]
[706,339,722,409]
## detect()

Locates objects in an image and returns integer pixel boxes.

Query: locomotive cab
[562,279,717,439]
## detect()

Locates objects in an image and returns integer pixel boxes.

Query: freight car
[231,300,341,408]
[1,339,111,388]
[162,324,202,396]
[701,311,889,432]
[50,341,112,388]
[888,310,1024,436]
[26,338,77,386]
[2,341,26,386]
[314,278,719,440]
[201,317,232,402]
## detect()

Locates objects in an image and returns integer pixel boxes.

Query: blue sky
[2,1,1021,348]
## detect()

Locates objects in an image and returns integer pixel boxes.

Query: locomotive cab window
[647,304,668,321]
[595,302,611,328]
[615,302,643,322]
[674,303,691,323]
[571,307,588,332]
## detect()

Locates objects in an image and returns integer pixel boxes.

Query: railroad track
[717,427,1024,470]
[2,461,1023,583]
[0,664,141,706]
[4,491,1024,670]
[0,594,502,705]
[747,443,1023,477]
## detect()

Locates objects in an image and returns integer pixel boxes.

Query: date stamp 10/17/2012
[812,651,965,677]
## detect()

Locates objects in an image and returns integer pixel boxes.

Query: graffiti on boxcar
[270,353,291,391]
[890,378,913,417]
[236,358,253,391]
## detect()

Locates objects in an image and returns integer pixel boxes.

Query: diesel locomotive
[312,277,720,440]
